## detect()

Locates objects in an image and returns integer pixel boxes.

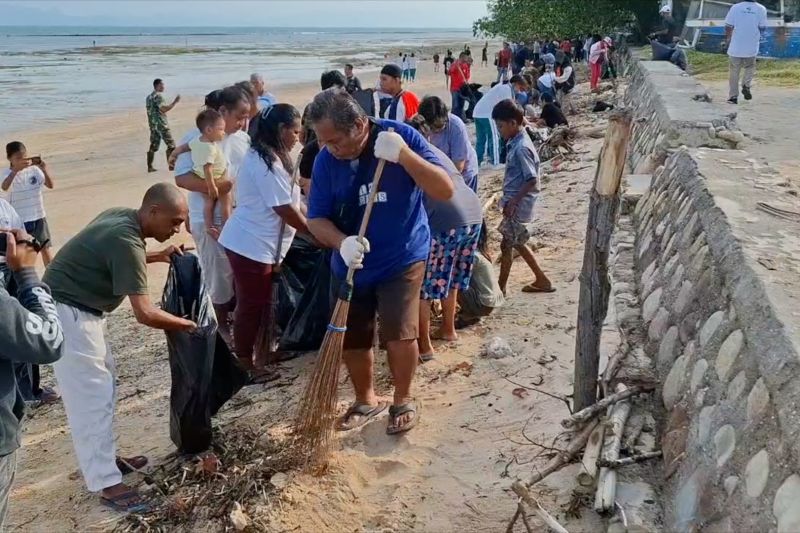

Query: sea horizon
[1,26,479,135]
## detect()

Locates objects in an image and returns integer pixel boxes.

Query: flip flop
[116,455,148,475]
[336,401,388,431]
[387,403,418,435]
[521,283,557,294]
[100,490,152,514]
[418,353,435,364]
[244,367,281,386]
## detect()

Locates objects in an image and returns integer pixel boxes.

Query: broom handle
[344,127,394,284]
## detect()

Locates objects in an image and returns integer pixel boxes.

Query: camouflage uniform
[146,91,175,170]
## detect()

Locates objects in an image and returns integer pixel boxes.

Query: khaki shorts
[499,217,535,250]
[341,261,425,350]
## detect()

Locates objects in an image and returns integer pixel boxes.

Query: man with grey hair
[250,72,276,110]
[306,89,453,435]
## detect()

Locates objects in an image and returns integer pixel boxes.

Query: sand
[6,57,610,532]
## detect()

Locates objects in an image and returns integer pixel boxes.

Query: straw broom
[253,150,304,367]
[294,149,390,468]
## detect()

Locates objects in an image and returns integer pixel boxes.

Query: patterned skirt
[421,223,482,301]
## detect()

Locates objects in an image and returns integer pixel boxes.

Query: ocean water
[0,26,473,135]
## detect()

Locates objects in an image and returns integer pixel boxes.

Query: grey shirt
[424,144,483,233]
[502,129,541,223]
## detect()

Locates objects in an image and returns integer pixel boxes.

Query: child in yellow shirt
[172,109,231,238]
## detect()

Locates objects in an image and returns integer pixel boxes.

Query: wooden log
[511,481,570,533]
[598,450,662,468]
[562,384,653,429]
[528,418,600,485]
[572,109,633,412]
[577,422,606,487]
[594,384,632,512]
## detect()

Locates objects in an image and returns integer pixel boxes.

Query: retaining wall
[616,61,800,532]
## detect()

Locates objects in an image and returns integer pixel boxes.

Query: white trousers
[191,222,234,306]
[52,303,121,492]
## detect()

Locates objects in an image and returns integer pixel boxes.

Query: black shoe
[727,97,738,105]
[742,86,752,100]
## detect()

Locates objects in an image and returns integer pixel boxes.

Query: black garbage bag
[162,253,247,453]
[274,235,332,353]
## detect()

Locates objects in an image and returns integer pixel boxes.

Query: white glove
[339,235,370,270]
[374,131,407,163]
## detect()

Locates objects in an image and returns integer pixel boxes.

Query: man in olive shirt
[43,183,195,513]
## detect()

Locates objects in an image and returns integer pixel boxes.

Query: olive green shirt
[43,208,148,313]
[146,91,168,130]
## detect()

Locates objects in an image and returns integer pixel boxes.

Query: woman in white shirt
[219,104,308,371]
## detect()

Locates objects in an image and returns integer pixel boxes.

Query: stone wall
[622,61,741,175]
[613,60,800,532]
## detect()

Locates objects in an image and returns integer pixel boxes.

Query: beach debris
[512,387,529,399]
[446,361,474,377]
[270,472,289,489]
[483,337,515,359]
[229,502,250,531]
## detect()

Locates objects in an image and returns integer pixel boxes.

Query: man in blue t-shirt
[306,89,453,435]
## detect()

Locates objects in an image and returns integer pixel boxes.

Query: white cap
[604,36,613,45]
[660,5,672,13]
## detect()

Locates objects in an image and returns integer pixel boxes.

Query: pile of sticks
[506,383,657,532]
[117,424,297,532]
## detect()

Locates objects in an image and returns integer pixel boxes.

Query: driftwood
[580,125,608,139]
[562,384,654,429]
[511,482,570,533]
[597,450,662,468]
[577,422,605,487]
[572,109,633,412]
[594,384,632,512]
[528,418,600,485]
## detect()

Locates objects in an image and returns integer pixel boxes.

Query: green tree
[474,0,662,41]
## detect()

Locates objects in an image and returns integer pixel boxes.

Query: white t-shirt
[472,83,514,120]
[2,166,46,222]
[218,149,301,264]
[725,1,768,58]
[538,71,557,88]
[174,129,250,224]
[409,57,418,69]
[0,198,23,263]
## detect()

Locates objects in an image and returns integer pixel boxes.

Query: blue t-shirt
[430,113,479,192]
[502,129,541,223]
[308,119,441,287]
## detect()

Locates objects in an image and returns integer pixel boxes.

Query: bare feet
[431,329,458,342]
[206,226,221,241]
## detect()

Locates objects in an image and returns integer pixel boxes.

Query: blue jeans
[451,91,466,120]
[0,451,16,529]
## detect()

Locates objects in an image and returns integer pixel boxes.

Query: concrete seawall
[609,61,800,532]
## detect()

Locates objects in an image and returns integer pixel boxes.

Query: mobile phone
[30,156,42,165]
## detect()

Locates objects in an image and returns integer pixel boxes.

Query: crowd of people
[0,38,597,520]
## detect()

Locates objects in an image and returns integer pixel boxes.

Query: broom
[253,150,304,367]
[294,138,391,468]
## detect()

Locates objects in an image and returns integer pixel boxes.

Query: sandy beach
[1,34,621,531]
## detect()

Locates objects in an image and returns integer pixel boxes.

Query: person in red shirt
[379,64,420,121]
[496,42,512,83]
[449,52,472,120]
[560,38,573,59]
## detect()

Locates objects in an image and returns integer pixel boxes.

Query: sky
[1,1,488,29]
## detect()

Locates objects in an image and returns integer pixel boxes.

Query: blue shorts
[421,223,482,300]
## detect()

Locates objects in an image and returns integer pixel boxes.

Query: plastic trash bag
[162,253,247,453]
[274,235,332,354]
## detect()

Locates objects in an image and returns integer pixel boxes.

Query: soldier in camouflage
[145,78,180,172]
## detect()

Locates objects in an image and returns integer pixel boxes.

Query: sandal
[418,353,434,364]
[100,490,152,514]
[336,401,388,431]
[521,283,556,294]
[116,455,148,475]
[387,403,418,435]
